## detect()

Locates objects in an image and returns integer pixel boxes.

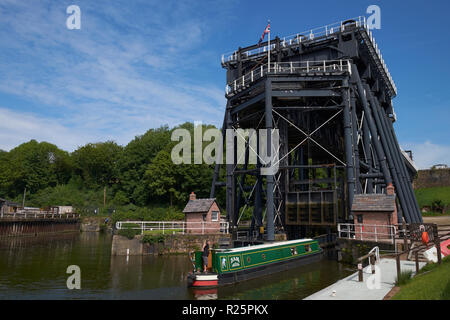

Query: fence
[115,220,230,235]
[225,59,351,96]
[337,223,397,244]
[0,210,79,219]
[221,15,396,97]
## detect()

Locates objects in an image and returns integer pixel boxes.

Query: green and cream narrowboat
[187,238,323,287]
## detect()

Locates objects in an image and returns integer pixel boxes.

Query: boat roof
[215,238,314,253]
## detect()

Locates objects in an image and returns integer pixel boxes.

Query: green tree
[0,140,72,198]
[71,141,122,189]
[116,126,171,206]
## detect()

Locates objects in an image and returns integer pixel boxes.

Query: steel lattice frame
[211,19,422,241]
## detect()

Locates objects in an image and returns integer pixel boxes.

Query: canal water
[0,232,352,300]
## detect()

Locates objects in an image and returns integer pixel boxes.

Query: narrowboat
[187,238,323,287]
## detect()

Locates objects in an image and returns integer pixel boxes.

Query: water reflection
[0,233,350,300]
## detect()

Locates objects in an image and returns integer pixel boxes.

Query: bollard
[358,263,363,282]
[370,255,376,274]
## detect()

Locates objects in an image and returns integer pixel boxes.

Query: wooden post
[415,251,419,273]
[436,237,442,265]
[396,254,401,282]
[358,263,363,282]
[402,221,408,252]
[370,255,376,274]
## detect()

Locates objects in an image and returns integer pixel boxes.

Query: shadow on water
[0,234,350,300]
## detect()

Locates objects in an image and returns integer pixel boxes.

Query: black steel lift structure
[210,16,422,241]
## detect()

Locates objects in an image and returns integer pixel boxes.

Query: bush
[142,234,166,244]
[118,228,140,239]
[440,280,450,300]
[431,199,445,214]
[395,270,413,286]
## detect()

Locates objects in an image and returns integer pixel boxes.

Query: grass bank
[415,186,450,214]
[392,256,450,300]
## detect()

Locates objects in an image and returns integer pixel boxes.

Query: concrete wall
[413,168,450,189]
[111,233,231,256]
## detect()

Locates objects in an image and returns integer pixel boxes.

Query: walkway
[304,258,426,300]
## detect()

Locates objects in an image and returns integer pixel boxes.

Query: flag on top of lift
[258,21,270,45]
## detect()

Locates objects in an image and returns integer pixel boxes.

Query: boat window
[304,244,312,252]
[290,247,297,255]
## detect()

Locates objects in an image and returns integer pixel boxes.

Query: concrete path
[304,258,426,300]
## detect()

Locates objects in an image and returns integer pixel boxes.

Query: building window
[211,211,219,222]
[357,214,363,223]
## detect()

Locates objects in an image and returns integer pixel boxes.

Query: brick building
[182,192,222,234]
[351,184,398,241]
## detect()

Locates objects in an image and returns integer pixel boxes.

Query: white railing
[337,223,397,244]
[115,220,230,235]
[0,210,79,219]
[222,15,396,97]
[225,59,351,95]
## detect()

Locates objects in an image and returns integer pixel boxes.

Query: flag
[258,22,270,45]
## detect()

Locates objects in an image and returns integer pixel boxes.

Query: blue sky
[0,0,449,169]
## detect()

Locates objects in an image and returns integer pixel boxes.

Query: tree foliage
[0,123,223,219]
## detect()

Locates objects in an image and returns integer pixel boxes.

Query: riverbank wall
[111,233,231,256]
[0,218,80,237]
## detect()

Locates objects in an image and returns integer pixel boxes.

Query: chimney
[189,192,196,201]
[386,183,395,196]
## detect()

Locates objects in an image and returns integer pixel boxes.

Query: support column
[342,78,356,214]
[225,107,236,238]
[351,64,392,188]
[265,78,275,241]
[365,85,418,223]
[350,89,362,193]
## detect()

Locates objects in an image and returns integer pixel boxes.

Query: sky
[0,0,449,169]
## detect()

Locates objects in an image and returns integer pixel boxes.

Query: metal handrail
[225,59,351,96]
[337,223,397,244]
[221,15,396,98]
[116,220,230,235]
[221,16,366,62]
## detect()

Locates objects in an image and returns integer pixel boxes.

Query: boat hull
[188,249,323,287]
[218,249,323,285]
[187,273,219,288]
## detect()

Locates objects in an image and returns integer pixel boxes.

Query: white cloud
[402,141,450,169]
[0,108,91,152]
[0,1,229,151]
